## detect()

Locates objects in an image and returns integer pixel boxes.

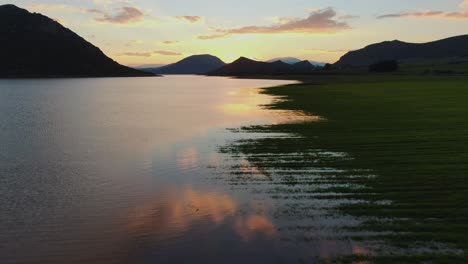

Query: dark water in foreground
[0,76,361,263]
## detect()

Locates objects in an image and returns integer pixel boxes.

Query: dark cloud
[198,8,350,40]
[95,7,144,24]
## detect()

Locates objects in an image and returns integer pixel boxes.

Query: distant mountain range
[335,35,468,67]
[139,55,326,75]
[208,57,315,76]
[141,55,225,75]
[0,4,152,78]
[266,57,326,67]
[4,3,468,78]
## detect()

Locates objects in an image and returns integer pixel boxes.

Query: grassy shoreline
[222,74,468,263]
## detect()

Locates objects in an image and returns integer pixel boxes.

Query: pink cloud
[377,10,468,19]
[198,8,350,40]
[95,7,144,24]
[117,50,182,57]
[175,16,202,23]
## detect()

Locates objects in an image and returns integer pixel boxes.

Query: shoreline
[221,74,468,262]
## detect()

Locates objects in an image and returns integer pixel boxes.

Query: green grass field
[223,75,468,263]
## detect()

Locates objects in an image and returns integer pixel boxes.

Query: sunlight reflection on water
[0,76,360,264]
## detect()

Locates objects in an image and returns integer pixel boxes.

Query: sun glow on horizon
[13,0,468,66]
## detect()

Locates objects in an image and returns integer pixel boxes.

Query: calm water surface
[0,76,362,264]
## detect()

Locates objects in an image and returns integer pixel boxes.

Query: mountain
[335,35,468,67]
[134,63,166,69]
[267,57,302,64]
[291,60,315,73]
[209,57,281,76]
[143,55,225,75]
[0,4,153,78]
[208,57,315,76]
[267,57,325,67]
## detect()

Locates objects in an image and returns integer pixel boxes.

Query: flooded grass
[218,76,468,263]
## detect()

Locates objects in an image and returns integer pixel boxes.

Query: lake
[0,76,362,264]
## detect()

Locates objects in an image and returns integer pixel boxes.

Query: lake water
[0,76,364,264]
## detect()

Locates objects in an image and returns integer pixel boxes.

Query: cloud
[118,50,182,57]
[339,15,360,19]
[93,0,132,4]
[118,52,153,57]
[197,34,229,40]
[153,50,182,56]
[445,11,468,18]
[198,7,350,40]
[26,4,105,15]
[377,11,443,19]
[86,8,106,14]
[162,40,179,44]
[95,7,144,24]
[26,3,88,13]
[175,16,203,23]
[377,10,468,19]
[25,3,145,25]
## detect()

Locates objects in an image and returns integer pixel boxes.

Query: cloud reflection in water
[123,187,276,243]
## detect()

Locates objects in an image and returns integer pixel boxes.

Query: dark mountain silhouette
[0,4,153,78]
[269,60,296,73]
[369,60,399,72]
[267,57,302,64]
[292,60,315,73]
[209,57,280,76]
[135,63,165,69]
[208,57,315,76]
[335,34,468,67]
[267,57,325,67]
[142,55,225,75]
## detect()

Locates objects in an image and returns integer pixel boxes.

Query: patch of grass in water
[222,75,468,262]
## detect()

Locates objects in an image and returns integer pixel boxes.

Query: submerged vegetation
[220,75,468,263]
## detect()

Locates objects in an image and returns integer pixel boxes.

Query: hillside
[143,55,225,75]
[208,57,315,76]
[0,4,153,78]
[335,35,468,67]
[267,57,326,67]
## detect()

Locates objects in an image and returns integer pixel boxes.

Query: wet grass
[221,75,468,262]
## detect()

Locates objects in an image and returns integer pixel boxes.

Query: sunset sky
[5,0,468,66]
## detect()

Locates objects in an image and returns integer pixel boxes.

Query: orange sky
[8,0,468,66]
